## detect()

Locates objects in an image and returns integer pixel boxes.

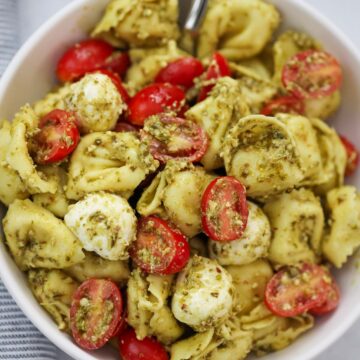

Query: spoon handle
[183,0,208,32]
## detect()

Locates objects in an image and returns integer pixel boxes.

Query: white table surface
[16,0,360,359]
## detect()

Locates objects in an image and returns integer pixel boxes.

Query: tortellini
[126,41,187,92]
[92,0,180,48]
[66,131,158,200]
[137,160,214,237]
[0,120,28,205]
[304,91,341,120]
[28,269,78,331]
[197,0,280,60]
[64,73,125,133]
[64,251,130,285]
[226,260,273,315]
[310,118,347,193]
[241,303,314,355]
[127,269,183,344]
[209,202,271,266]
[64,192,137,261]
[185,77,249,170]
[32,166,69,218]
[6,105,57,195]
[33,84,71,118]
[2,199,84,270]
[222,115,304,198]
[171,256,233,332]
[263,188,324,266]
[170,319,253,360]
[322,186,360,268]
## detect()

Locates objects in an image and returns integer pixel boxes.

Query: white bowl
[1,0,360,359]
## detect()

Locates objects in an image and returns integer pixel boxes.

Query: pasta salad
[1,0,360,359]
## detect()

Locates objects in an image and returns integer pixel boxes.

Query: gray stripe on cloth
[0,0,57,358]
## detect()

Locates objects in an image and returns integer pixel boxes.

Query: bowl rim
[1,0,360,359]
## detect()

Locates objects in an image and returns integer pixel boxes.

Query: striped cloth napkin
[0,0,58,358]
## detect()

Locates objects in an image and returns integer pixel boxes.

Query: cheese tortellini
[28,269,78,330]
[222,115,304,198]
[6,105,57,195]
[185,77,249,170]
[66,131,158,200]
[227,260,273,315]
[171,256,233,332]
[0,120,28,205]
[322,186,360,268]
[137,160,214,237]
[92,0,180,48]
[64,251,130,285]
[3,199,84,270]
[209,202,271,266]
[241,303,314,355]
[127,269,183,344]
[264,188,324,266]
[197,0,280,60]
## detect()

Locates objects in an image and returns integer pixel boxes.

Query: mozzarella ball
[209,202,271,266]
[171,255,233,331]
[64,192,136,260]
[65,73,126,133]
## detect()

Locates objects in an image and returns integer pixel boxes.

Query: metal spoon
[178,0,208,33]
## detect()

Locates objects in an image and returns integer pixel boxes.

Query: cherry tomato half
[198,52,231,102]
[94,69,131,104]
[340,135,359,176]
[104,51,131,79]
[57,39,114,82]
[155,57,205,89]
[130,216,190,275]
[141,115,208,163]
[282,50,342,99]
[33,109,80,164]
[310,279,340,316]
[264,263,334,317]
[128,83,187,126]
[70,278,123,350]
[201,176,248,242]
[261,95,305,116]
[119,328,169,360]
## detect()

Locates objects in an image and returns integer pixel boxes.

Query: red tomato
[95,69,131,103]
[311,280,340,316]
[198,52,231,102]
[33,109,80,164]
[261,95,305,116]
[105,51,130,79]
[130,216,190,275]
[264,263,334,317]
[128,83,187,126]
[141,115,208,163]
[115,121,139,132]
[340,135,359,176]
[70,279,123,350]
[56,39,114,82]
[282,50,342,99]
[201,177,248,242]
[119,328,168,360]
[155,57,205,89]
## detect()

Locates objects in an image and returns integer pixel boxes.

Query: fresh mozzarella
[65,73,126,133]
[171,255,233,331]
[208,202,271,266]
[64,192,136,260]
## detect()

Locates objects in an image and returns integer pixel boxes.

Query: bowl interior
[1,0,360,360]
